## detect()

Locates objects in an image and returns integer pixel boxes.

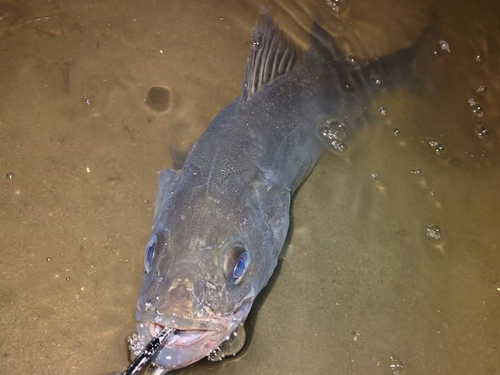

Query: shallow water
[1,0,499,374]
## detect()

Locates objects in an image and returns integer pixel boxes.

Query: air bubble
[216,325,246,358]
[472,105,484,117]
[326,0,341,16]
[390,356,404,375]
[373,77,384,86]
[128,333,146,355]
[250,39,261,50]
[426,224,442,240]
[393,128,401,136]
[378,107,387,115]
[83,96,91,106]
[476,85,487,93]
[439,40,451,53]
[208,347,225,362]
[319,119,349,154]
[330,140,347,153]
[320,120,348,141]
[468,98,484,117]
[428,140,445,155]
[476,126,489,138]
[347,55,357,64]
[66,276,71,281]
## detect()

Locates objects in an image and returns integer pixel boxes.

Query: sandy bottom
[1,0,499,374]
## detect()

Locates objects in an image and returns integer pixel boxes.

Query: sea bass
[132,11,414,373]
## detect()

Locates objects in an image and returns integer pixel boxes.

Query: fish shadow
[238,191,299,357]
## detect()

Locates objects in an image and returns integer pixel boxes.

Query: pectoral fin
[153,169,182,228]
[259,183,291,255]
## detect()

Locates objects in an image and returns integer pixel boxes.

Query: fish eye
[224,246,250,285]
[144,235,158,273]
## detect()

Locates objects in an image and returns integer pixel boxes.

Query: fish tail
[308,16,435,96]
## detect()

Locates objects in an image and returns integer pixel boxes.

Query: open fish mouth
[131,322,224,370]
[148,321,223,348]
[132,310,249,371]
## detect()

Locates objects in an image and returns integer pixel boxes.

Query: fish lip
[132,320,225,356]
[150,313,228,332]
[134,304,252,351]
[148,322,220,348]
[133,301,254,371]
[133,313,238,352]
[132,320,227,372]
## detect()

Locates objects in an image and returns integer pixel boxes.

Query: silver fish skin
[134,11,414,372]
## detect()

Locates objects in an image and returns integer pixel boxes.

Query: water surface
[0,0,499,374]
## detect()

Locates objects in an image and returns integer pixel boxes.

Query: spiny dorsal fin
[241,11,301,101]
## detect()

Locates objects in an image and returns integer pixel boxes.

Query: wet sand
[1,0,499,374]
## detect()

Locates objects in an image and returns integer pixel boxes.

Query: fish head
[134,172,291,370]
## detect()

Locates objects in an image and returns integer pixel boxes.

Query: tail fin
[307,19,429,96]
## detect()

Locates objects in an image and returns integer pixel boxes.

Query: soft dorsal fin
[241,11,301,101]
[308,21,347,62]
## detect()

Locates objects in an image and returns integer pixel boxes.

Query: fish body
[133,12,414,372]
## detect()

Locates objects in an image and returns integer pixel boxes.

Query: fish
[131,10,416,373]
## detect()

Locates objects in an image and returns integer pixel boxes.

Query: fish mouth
[132,321,223,371]
[133,306,252,371]
[148,320,225,348]
[151,313,228,332]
